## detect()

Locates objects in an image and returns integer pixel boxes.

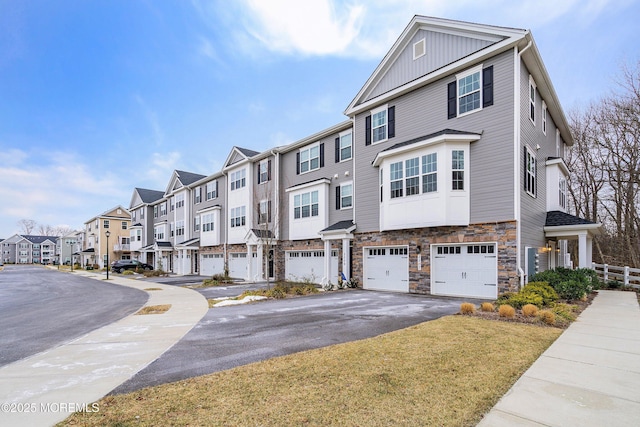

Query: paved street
[0,265,148,366]
[113,288,467,393]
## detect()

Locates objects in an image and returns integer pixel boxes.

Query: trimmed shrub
[504,292,543,309]
[521,304,538,317]
[480,302,495,312]
[555,279,588,301]
[460,303,476,315]
[522,282,559,305]
[122,270,135,275]
[498,304,515,318]
[538,310,556,325]
[551,303,577,322]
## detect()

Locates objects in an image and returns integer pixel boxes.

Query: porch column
[342,238,350,281]
[586,235,593,266]
[322,240,332,286]
[578,232,588,268]
[183,249,189,275]
[246,244,253,282]
[257,243,264,281]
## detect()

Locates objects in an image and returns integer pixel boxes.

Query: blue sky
[0,0,638,238]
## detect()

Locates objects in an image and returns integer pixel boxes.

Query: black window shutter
[320,143,325,168]
[268,200,272,223]
[534,157,538,196]
[257,163,261,184]
[447,81,457,119]
[365,115,372,146]
[267,159,271,181]
[388,106,395,138]
[335,137,340,163]
[523,149,528,190]
[296,152,300,175]
[215,180,218,196]
[483,66,494,108]
[336,186,341,210]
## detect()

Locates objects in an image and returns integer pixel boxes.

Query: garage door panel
[363,247,409,292]
[431,244,497,299]
[201,254,224,276]
[285,250,337,283]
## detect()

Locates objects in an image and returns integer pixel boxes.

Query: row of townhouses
[3,17,601,300]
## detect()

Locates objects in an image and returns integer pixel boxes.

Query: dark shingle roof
[156,241,173,248]
[251,229,275,239]
[176,170,207,186]
[23,235,58,244]
[237,147,260,158]
[545,211,597,227]
[381,129,481,154]
[136,188,165,204]
[320,220,356,233]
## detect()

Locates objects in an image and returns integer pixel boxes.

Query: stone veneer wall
[352,220,518,295]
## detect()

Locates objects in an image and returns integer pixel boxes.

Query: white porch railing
[592,263,640,288]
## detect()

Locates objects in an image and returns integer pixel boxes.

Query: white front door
[431,243,497,299]
[363,246,409,292]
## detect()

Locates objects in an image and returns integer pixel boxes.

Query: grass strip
[61,316,560,426]
[134,304,171,315]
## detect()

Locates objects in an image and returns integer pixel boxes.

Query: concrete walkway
[478,289,640,426]
[0,270,208,427]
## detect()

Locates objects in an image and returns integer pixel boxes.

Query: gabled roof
[544,211,602,238]
[164,170,207,196]
[85,206,130,223]
[135,188,165,205]
[223,146,260,170]
[176,170,207,186]
[345,15,526,115]
[320,220,356,233]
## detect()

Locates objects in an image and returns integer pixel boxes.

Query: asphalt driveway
[0,265,148,367]
[113,288,468,394]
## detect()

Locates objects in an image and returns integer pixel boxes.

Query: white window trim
[370,104,388,144]
[299,143,321,174]
[542,101,547,135]
[413,38,426,60]
[230,169,246,191]
[529,75,537,125]
[340,182,353,210]
[451,150,465,191]
[259,160,269,183]
[525,146,537,197]
[338,130,352,162]
[258,199,269,224]
[456,64,483,117]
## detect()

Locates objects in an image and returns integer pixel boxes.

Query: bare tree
[17,219,36,235]
[568,60,640,267]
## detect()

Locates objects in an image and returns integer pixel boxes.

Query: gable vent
[413,38,426,60]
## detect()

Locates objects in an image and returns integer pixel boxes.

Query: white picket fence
[592,263,640,288]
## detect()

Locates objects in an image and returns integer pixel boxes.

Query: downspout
[271,149,280,280]
[515,39,533,288]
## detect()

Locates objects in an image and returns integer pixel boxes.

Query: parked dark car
[111,260,153,273]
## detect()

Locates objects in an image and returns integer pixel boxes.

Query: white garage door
[285,250,338,283]
[431,244,497,299]
[200,253,224,276]
[229,253,247,279]
[363,246,409,292]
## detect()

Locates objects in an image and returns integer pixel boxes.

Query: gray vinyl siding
[253,155,277,230]
[280,127,354,240]
[364,29,498,103]
[354,50,516,232]
[519,59,561,271]
[195,176,227,243]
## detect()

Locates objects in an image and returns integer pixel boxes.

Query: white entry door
[431,243,497,299]
[363,246,409,292]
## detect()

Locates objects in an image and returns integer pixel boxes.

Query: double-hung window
[194,216,200,232]
[422,153,437,193]
[175,194,184,209]
[372,108,387,143]
[336,131,352,162]
[452,150,465,190]
[121,221,127,230]
[529,76,536,124]
[206,181,217,200]
[194,187,201,204]
[300,145,320,173]
[390,161,403,199]
[154,226,165,240]
[103,219,110,229]
[258,200,270,224]
[339,183,352,209]
[176,220,184,236]
[160,202,167,216]
[202,213,214,232]
[230,170,246,190]
[458,68,481,115]
[405,157,420,196]
[525,147,536,197]
[559,177,566,209]
[258,160,270,183]
[230,206,246,228]
[294,191,319,219]
[154,205,158,218]
[542,101,547,135]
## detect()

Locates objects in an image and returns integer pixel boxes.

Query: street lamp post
[68,240,74,272]
[105,230,111,280]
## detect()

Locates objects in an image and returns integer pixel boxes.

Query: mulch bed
[459,292,597,329]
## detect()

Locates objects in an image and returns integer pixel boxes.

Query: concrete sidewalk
[0,270,208,427]
[478,289,640,426]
